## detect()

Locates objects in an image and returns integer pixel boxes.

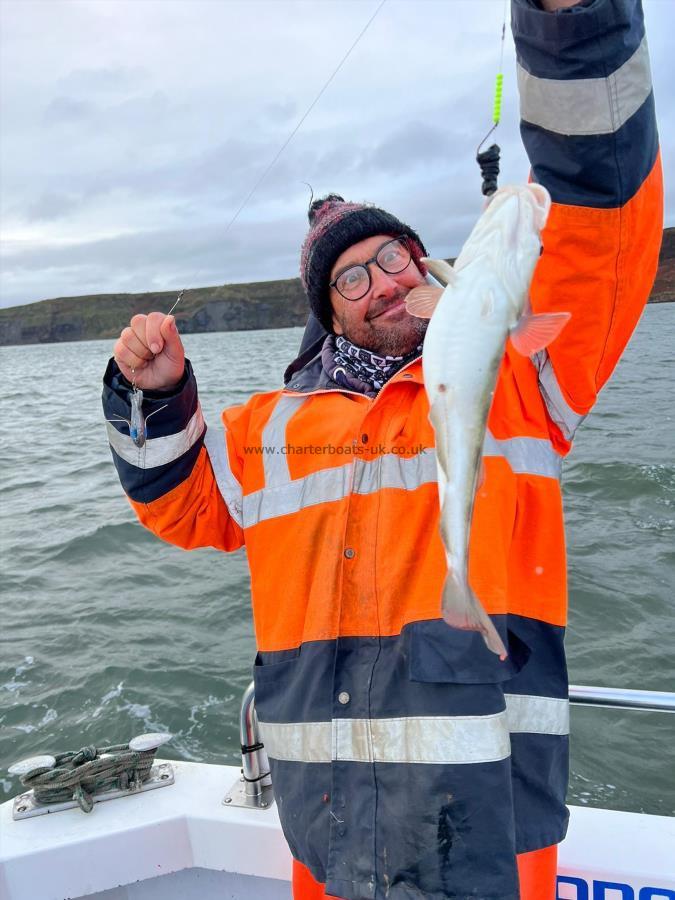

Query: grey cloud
[44,89,174,133]
[14,132,277,225]
[361,122,455,175]
[56,65,148,95]
[263,99,298,123]
[44,96,94,125]
[25,190,83,222]
[1,214,301,280]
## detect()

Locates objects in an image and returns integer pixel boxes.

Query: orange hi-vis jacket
[103,2,662,897]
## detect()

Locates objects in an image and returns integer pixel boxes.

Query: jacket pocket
[407,618,530,685]
[253,650,302,722]
[253,649,300,679]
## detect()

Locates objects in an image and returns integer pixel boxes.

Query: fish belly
[423,275,510,658]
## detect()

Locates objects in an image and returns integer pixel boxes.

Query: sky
[1,0,673,309]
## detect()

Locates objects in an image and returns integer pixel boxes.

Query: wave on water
[41,520,155,565]
[564,460,674,500]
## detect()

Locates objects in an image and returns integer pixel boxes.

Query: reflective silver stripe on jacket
[259,712,511,766]
[106,405,205,468]
[504,694,569,736]
[533,351,585,442]
[243,463,354,529]
[353,450,437,495]
[204,425,244,527]
[261,395,307,486]
[518,36,652,136]
[243,391,563,527]
[483,432,562,479]
[259,694,568,765]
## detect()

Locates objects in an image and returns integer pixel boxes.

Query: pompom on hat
[300,194,428,332]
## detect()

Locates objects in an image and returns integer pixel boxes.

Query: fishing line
[476,0,508,197]
[220,0,388,239]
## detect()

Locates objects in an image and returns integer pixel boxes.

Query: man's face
[329,234,428,356]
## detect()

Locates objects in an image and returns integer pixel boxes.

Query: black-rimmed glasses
[329,237,412,301]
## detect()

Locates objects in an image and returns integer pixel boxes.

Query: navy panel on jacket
[506,616,570,851]
[256,631,509,724]
[269,756,520,900]
[522,90,658,208]
[370,759,519,900]
[107,438,205,504]
[511,732,570,853]
[504,615,567,698]
[513,0,644,80]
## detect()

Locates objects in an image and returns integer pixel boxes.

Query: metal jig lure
[107,377,168,449]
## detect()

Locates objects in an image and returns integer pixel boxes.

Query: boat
[1,683,674,900]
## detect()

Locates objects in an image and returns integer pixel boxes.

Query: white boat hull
[1,761,673,899]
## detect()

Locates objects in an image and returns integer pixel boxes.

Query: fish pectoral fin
[405,286,444,318]
[421,257,457,288]
[509,310,571,357]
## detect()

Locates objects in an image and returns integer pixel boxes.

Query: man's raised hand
[113,312,185,391]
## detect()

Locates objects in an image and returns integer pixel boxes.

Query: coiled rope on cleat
[10,735,170,813]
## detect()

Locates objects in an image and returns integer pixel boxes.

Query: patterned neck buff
[322,334,422,397]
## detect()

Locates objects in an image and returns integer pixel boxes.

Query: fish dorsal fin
[422,257,457,287]
[510,311,571,356]
[405,286,444,319]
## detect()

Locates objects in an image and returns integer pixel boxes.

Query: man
[103,0,662,897]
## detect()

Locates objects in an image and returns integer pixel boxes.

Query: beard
[333,288,428,356]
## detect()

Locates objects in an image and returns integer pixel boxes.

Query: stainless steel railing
[569,685,675,713]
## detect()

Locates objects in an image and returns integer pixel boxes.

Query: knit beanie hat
[300,194,428,333]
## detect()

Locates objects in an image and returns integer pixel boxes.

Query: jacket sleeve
[102,358,245,551]
[512,0,663,444]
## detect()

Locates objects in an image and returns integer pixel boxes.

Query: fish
[405,184,570,659]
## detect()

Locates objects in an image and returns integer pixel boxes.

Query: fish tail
[441,571,508,661]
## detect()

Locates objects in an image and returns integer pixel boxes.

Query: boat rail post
[223,681,274,810]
